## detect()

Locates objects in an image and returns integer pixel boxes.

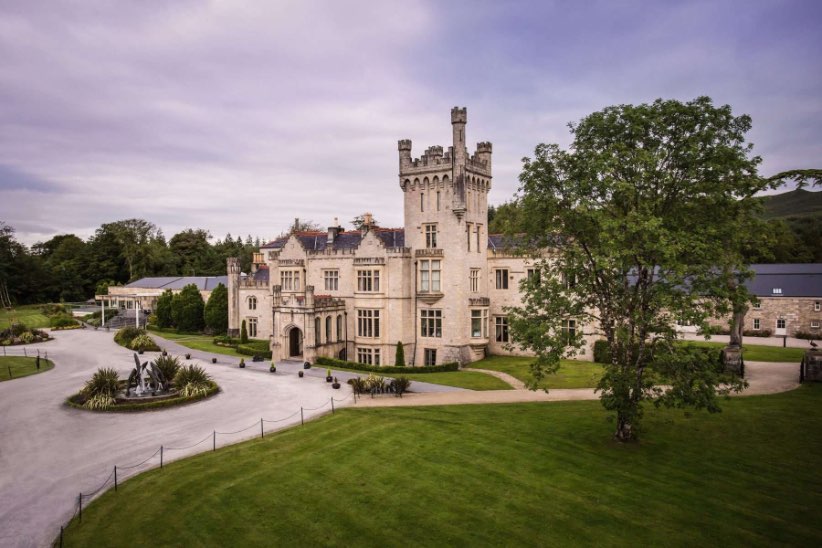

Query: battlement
[451,106,467,124]
[398,139,412,151]
[476,142,492,153]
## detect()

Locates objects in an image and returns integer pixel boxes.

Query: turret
[476,141,492,171]
[227,257,241,336]
[398,139,412,170]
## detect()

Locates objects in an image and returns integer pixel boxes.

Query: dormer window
[772,288,782,295]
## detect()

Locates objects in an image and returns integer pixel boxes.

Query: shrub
[82,368,120,399]
[315,356,459,374]
[156,289,174,328]
[19,332,34,344]
[129,334,160,352]
[172,284,205,332]
[114,326,143,347]
[85,393,116,410]
[236,340,272,359]
[49,313,78,328]
[593,340,610,364]
[795,331,820,340]
[390,376,412,396]
[40,303,67,316]
[347,377,367,395]
[742,329,773,338]
[153,354,181,381]
[180,382,210,398]
[174,364,212,387]
[395,341,405,366]
[240,320,249,344]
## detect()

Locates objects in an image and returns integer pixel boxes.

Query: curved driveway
[0,329,352,548]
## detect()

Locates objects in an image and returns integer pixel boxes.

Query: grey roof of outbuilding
[124,276,228,291]
[748,264,822,297]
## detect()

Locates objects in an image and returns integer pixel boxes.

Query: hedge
[65,381,220,413]
[315,356,459,374]
[236,343,272,359]
[593,340,610,364]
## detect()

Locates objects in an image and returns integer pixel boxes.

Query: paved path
[463,367,524,389]
[355,360,801,408]
[0,329,353,548]
[678,332,814,349]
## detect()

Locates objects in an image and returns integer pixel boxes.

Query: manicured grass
[64,386,822,546]
[0,356,54,381]
[148,329,245,357]
[475,354,605,388]
[680,340,805,362]
[324,363,513,391]
[0,305,51,330]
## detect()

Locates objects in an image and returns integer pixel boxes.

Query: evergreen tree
[203,283,228,334]
[240,319,248,344]
[155,289,174,328]
[395,341,405,366]
[172,284,204,332]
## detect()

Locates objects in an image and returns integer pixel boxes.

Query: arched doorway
[289,327,303,358]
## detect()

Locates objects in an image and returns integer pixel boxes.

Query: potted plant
[325,368,333,382]
[332,377,341,389]
[162,349,168,356]
[303,361,311,370]
[298,370,304,378]
[185,353,191,360]
[212,357,217,364]
[270,362,276,373]
[239,359,246,369]
[138,348,144,355]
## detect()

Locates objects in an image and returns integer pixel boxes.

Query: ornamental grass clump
[153,354,181,382]
[82,367,120,410]
[129,334,159,352]
[174,364,212,398]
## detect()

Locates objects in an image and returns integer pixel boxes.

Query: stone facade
[227,108,596,366]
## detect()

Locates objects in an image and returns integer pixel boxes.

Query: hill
[761,188,822,220]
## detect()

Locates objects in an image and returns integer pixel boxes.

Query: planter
[239,360,246,369]
[303,362,311,370]
[270,365,276,373]
[326,376,333,382]
[298,371,304,378]
[138,349,144,355]
[332,382,340,389]
[162,350,168,356]
[185,353,191,360]
[212,357,217,364]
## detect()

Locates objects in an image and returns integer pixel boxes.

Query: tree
[169,229,220,276]
[100,219,162,281]
[509,97,765,442]
[351,213,378,230]
[487,200,526,234]
[171,284,204,333]
[395,341,405,366]
[155,289,174,328]
[203,283,228,334]
[240,319,248,344]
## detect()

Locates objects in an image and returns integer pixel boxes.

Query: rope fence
[55,393,354,546]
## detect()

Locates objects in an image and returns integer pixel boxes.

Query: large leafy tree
[169,229,221,276]
[155,289,174,328]
[171,284,205,333]
[203,283,228,334]
[509,97,770,442]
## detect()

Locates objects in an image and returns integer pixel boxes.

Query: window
[424,348,437,366]
[495,269,509,289]
[324,270,339,291]
[815,301,821,312]
[470,269,480,292]
[315,317,321,346]
[563,271,577,289]
[495,316,509,343]
[420,309,442,337]
[772,288,782,295]
[527,268,540,285]
[421,192,424,212]
[326,316,332,342]
[776,318,786,329]
[471,309,488,338]
[424,224,438,248]
[248,296,257,310]
[752,301,761,310]
[337,315,343,342]
[357,270,380,292]
[419,260,441,292]
[562,319,577,345]
[281,270,300,291]
[247,318,258,338]
[811,320,820,329]
[466,222,472,251]
[436,191,441,211]
[357,347,381,365]
[476,224,481,253]
[753,318,760,330]
[357,309,380,338]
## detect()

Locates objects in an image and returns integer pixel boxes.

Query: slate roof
[124,276,228,291]
[748,264,822,297]
[260,229,406,252]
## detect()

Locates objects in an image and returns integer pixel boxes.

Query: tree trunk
[729,305,746,347]
[614,412,635,442]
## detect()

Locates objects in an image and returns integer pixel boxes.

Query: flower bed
[66,381,219,412]
[315,356,459,374]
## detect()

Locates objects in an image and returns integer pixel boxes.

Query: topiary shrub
[395,341,405,366]
[240,320,249,344]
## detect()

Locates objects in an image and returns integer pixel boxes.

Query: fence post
[78,493,82,523]
[213,430,216,452]
[60,525,64,548]
[23,347,27,357]
[260,418,264,439]
[331,397,335,414]
[6,365,11,379]
[114,466,118,491]
[160,445,164,469]
[300,407,304,426]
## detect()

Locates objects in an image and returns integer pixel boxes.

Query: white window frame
[495,316,509,343]
[776,318,786,329]
[469,268,480,293]
[471,309,488,338]
[419,260,441,293]
[753,318,760,330]
[424,223,438,248]
[811,320,820,329]
[247,317,258,338]
[562,319,576,345]
[815,301,821,312]
[772,288,782,295]
[357,270,380,292]
[752,302,761,310]
[280,270,301,291]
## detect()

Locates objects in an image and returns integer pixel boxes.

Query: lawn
[148,329,245,357]
[0,305,51,330]
[324,363,513,391]
[475,354,605,388]
[0,356,54,381]
[680,340,805,362]
[63,385,822,546]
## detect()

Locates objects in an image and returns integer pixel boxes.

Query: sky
[1,0,820,246]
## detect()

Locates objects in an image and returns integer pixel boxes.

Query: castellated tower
[227,257,241,337]
[398,107,492,365]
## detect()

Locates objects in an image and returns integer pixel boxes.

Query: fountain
[121,353,176,400]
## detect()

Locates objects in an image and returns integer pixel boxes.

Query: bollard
[114,466,118,491]
[60,525,64,548]
[160,446,164,469]
[23,347,27,357]
[331,397,335,414]
[260,418,264,439]
[301,407,304,426]
[213,430,216,452]
[7,365,11,379]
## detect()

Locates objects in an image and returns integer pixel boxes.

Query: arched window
[326,316,332,342]
[248,296,257,310]
[315,317,321,346]
[337,315,343,342]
